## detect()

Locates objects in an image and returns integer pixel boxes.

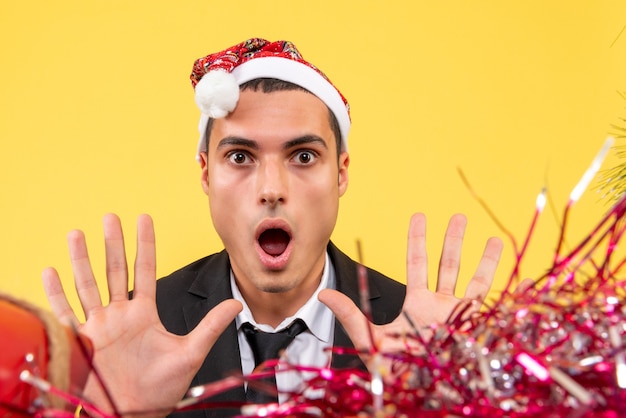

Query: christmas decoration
[0,295,92,417]
[599,100,626,202]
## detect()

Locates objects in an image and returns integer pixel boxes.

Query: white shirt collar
[231,252,336,343]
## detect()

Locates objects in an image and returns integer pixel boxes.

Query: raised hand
[319,213,503,355]
[42,214,242,417]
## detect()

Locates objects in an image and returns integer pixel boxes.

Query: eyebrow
[216,135,328,151]
[216,137,259,150]
[284,135,328,150]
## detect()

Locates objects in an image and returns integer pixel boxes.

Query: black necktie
[242,318,308,404]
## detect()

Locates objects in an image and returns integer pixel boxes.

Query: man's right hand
[42,214,242,417]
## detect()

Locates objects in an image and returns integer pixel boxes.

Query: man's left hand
[319,213,503,355]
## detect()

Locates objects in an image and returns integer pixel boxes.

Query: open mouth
[258,228,291,257]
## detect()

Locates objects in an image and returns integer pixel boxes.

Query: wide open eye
[293,150,316,165]
[228,151,251,165]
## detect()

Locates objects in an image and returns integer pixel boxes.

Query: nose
[257,159,287,206]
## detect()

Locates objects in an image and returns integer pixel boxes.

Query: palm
[78,299,190,414]
[402,288,466,328]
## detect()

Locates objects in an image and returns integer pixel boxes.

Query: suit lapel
[328,243,386,369]
[181,251,246,416]
[328,242,388,323]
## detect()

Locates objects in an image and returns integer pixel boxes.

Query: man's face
[199,89,349,303]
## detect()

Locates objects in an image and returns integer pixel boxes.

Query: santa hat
[190,38,351,156]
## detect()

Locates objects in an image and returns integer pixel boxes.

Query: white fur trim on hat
[195,56,350,158]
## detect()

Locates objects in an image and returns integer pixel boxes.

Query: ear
[199,151,210,195]
[338,151,350,197]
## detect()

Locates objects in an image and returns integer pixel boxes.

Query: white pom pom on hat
[194,70,240,119]
[190,38,351,158]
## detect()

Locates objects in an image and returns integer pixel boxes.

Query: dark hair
[204,78,343,158]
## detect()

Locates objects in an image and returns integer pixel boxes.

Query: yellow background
[1,1,625,312]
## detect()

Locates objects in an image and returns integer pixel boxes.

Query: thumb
[318,289,373,352]
[187,299,243,362]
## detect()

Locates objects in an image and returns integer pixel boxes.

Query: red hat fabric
[191,38,351,156]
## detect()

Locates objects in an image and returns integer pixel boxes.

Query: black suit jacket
[155,242,406,418]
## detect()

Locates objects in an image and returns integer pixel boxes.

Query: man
[42,39,503,417]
